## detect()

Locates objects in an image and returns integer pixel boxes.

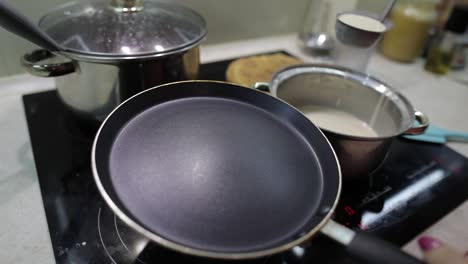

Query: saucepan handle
[251,82,271,93]
[404,109,429,135]
[321,220,424,264]
[21,49,75,77]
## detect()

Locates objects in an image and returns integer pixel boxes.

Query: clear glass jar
[424,31,456,74]
[380,0,438,62]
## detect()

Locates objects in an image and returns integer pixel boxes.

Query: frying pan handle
[347,232,424,264]
[251,82,271,93]
[321,220,424,264]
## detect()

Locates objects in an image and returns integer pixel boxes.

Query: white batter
[338,13,386,32]
[298,105,379,137]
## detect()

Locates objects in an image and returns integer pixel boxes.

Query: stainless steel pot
[255,64,429,179]
[21,0,206,121]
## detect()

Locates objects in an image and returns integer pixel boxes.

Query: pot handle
[404,109,430,135]
[321,220,424,264]
[21,49,75,77]
[251,82,271,93]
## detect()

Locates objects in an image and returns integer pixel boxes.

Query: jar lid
[38,0,207,59]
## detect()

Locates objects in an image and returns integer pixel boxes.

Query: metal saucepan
[254,64,429,179]
[18,0,206,121]
[92,81,422,263]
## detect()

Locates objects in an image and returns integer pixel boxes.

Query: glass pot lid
[38,0,207,59]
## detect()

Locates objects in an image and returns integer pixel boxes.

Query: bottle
[380,0,438,62]
[298,0,335,53]
[424,31,456,74]
[451,41,466,70]
[444,5,468,69]
[298,0,357,54]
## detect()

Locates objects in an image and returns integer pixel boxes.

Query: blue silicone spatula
[403,125,468,144]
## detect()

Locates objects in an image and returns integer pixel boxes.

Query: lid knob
[111,0,144,12]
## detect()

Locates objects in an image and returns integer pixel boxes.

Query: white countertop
[1,34,468,263]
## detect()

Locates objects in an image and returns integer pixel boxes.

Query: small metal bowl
[335,11,389,47]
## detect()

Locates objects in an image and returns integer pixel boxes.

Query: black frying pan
[92,81,422,263]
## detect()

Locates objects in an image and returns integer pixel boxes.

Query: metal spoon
[380,0,397,21]
[0,1,61,51]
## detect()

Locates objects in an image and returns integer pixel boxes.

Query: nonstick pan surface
[92,81,341,259]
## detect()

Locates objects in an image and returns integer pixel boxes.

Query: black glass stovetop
[23,53,468,264]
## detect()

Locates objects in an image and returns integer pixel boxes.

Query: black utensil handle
[347,232,424,264]
[321,220,424,264]
[0,1,60,51]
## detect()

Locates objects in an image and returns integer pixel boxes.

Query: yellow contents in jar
[381,2,436,62]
